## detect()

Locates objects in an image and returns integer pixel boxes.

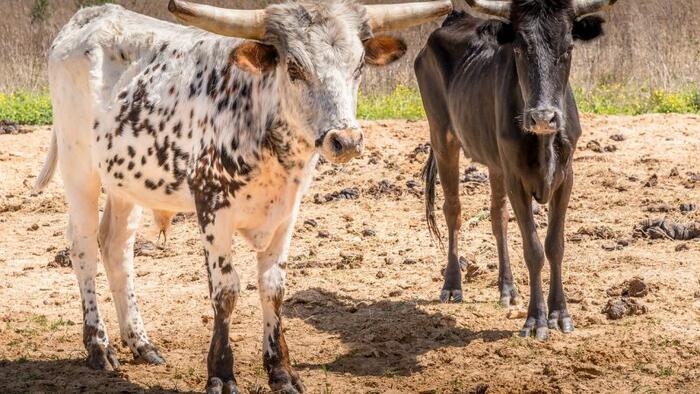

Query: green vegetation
[1,85,698,125]
[357,85,426,121]
[0,92,52,125]
[574,84,700,115]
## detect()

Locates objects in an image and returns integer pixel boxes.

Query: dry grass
[0,0,698,95]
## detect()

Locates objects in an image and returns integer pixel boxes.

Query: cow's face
[233,2,407,163]
[492,3,605,134]
[170,0,451,160]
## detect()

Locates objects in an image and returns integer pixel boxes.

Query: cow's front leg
[258,220,305,394]
[507,178,548,340]
[545,169,574,333]
[199,210,239,394]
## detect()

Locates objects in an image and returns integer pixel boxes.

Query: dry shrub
[0,0,698,94]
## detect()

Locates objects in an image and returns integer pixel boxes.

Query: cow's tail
[422,147,444,250]
[33,130,58,193]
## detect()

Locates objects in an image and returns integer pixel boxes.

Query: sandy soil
[1,115,699,394]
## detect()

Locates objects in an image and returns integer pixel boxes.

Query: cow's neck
[208,68,316,179]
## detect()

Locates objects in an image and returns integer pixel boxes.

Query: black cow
[415,0,617,340]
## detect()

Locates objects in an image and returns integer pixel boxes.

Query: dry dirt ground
[1,115,699,394]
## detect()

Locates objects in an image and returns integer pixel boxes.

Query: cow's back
[415,11,507,167]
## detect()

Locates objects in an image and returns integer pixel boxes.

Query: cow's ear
[232,42,279,74]
[495,22,515,45]
[573,15,605,41]
[364,35,407,66]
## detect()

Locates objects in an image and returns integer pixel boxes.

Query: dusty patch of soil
[1,115,699,393]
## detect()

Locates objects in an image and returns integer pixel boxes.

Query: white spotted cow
[34,0,451,392]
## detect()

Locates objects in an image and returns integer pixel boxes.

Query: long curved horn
[465,0,511,20]
[168,0,265,40]
[575,0,618,17]
[366,0,453,32]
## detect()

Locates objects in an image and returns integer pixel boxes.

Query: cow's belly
[93,126,196,212]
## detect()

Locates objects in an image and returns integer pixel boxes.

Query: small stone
[402,258,417,265]
[616,238,632,247]
[388,290,402,297]
[303,219,318,228]
[507,309,527,319]
[602,243,619,251]
[28,223,40,231]
[362,228,376,237]
[317,230,330,238]
[375,271,385,279]
[246,283,257,291]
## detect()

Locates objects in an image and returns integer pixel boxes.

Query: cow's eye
[287,61,306,82]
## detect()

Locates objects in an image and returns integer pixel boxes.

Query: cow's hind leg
[258,220,305,394]
[198,210,239,394]
[488,170,519,306]
[432,131,463,303]
[507,178,549,340]
[99,194,165,364]
[62,165,119,369]
[545,170,575,333]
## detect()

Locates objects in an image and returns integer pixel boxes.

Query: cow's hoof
[499,284,520,307]
[440,289,463,303]
[86,343,120,371]
[519,318,549,341]
[291,375,306,393]
[548,310,574,333]
[136,343,166,365]
[206,377,239,394]
[499,283,520,307]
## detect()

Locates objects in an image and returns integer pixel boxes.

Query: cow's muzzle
[320,128,364,164]
[524,108,563,134]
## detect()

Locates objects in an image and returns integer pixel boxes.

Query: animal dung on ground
[606,276,651,298]
[679,203,697,213]
[575,225,618,240]
[313,187,360,204]
[602,298,648,320]
[461,165,488,184]
[633,219,700,240]
[610,134,626,141]
[48,248,72,268]
[643,174,658,187]
[0,119,32,135]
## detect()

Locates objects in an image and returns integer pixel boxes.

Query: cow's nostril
[529,113,538,126]
[330,135,344,153]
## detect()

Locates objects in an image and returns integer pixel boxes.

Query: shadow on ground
[285,288,513,376]
[0,359,198,394]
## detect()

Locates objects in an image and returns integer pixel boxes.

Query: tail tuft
[422,147,444,250]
